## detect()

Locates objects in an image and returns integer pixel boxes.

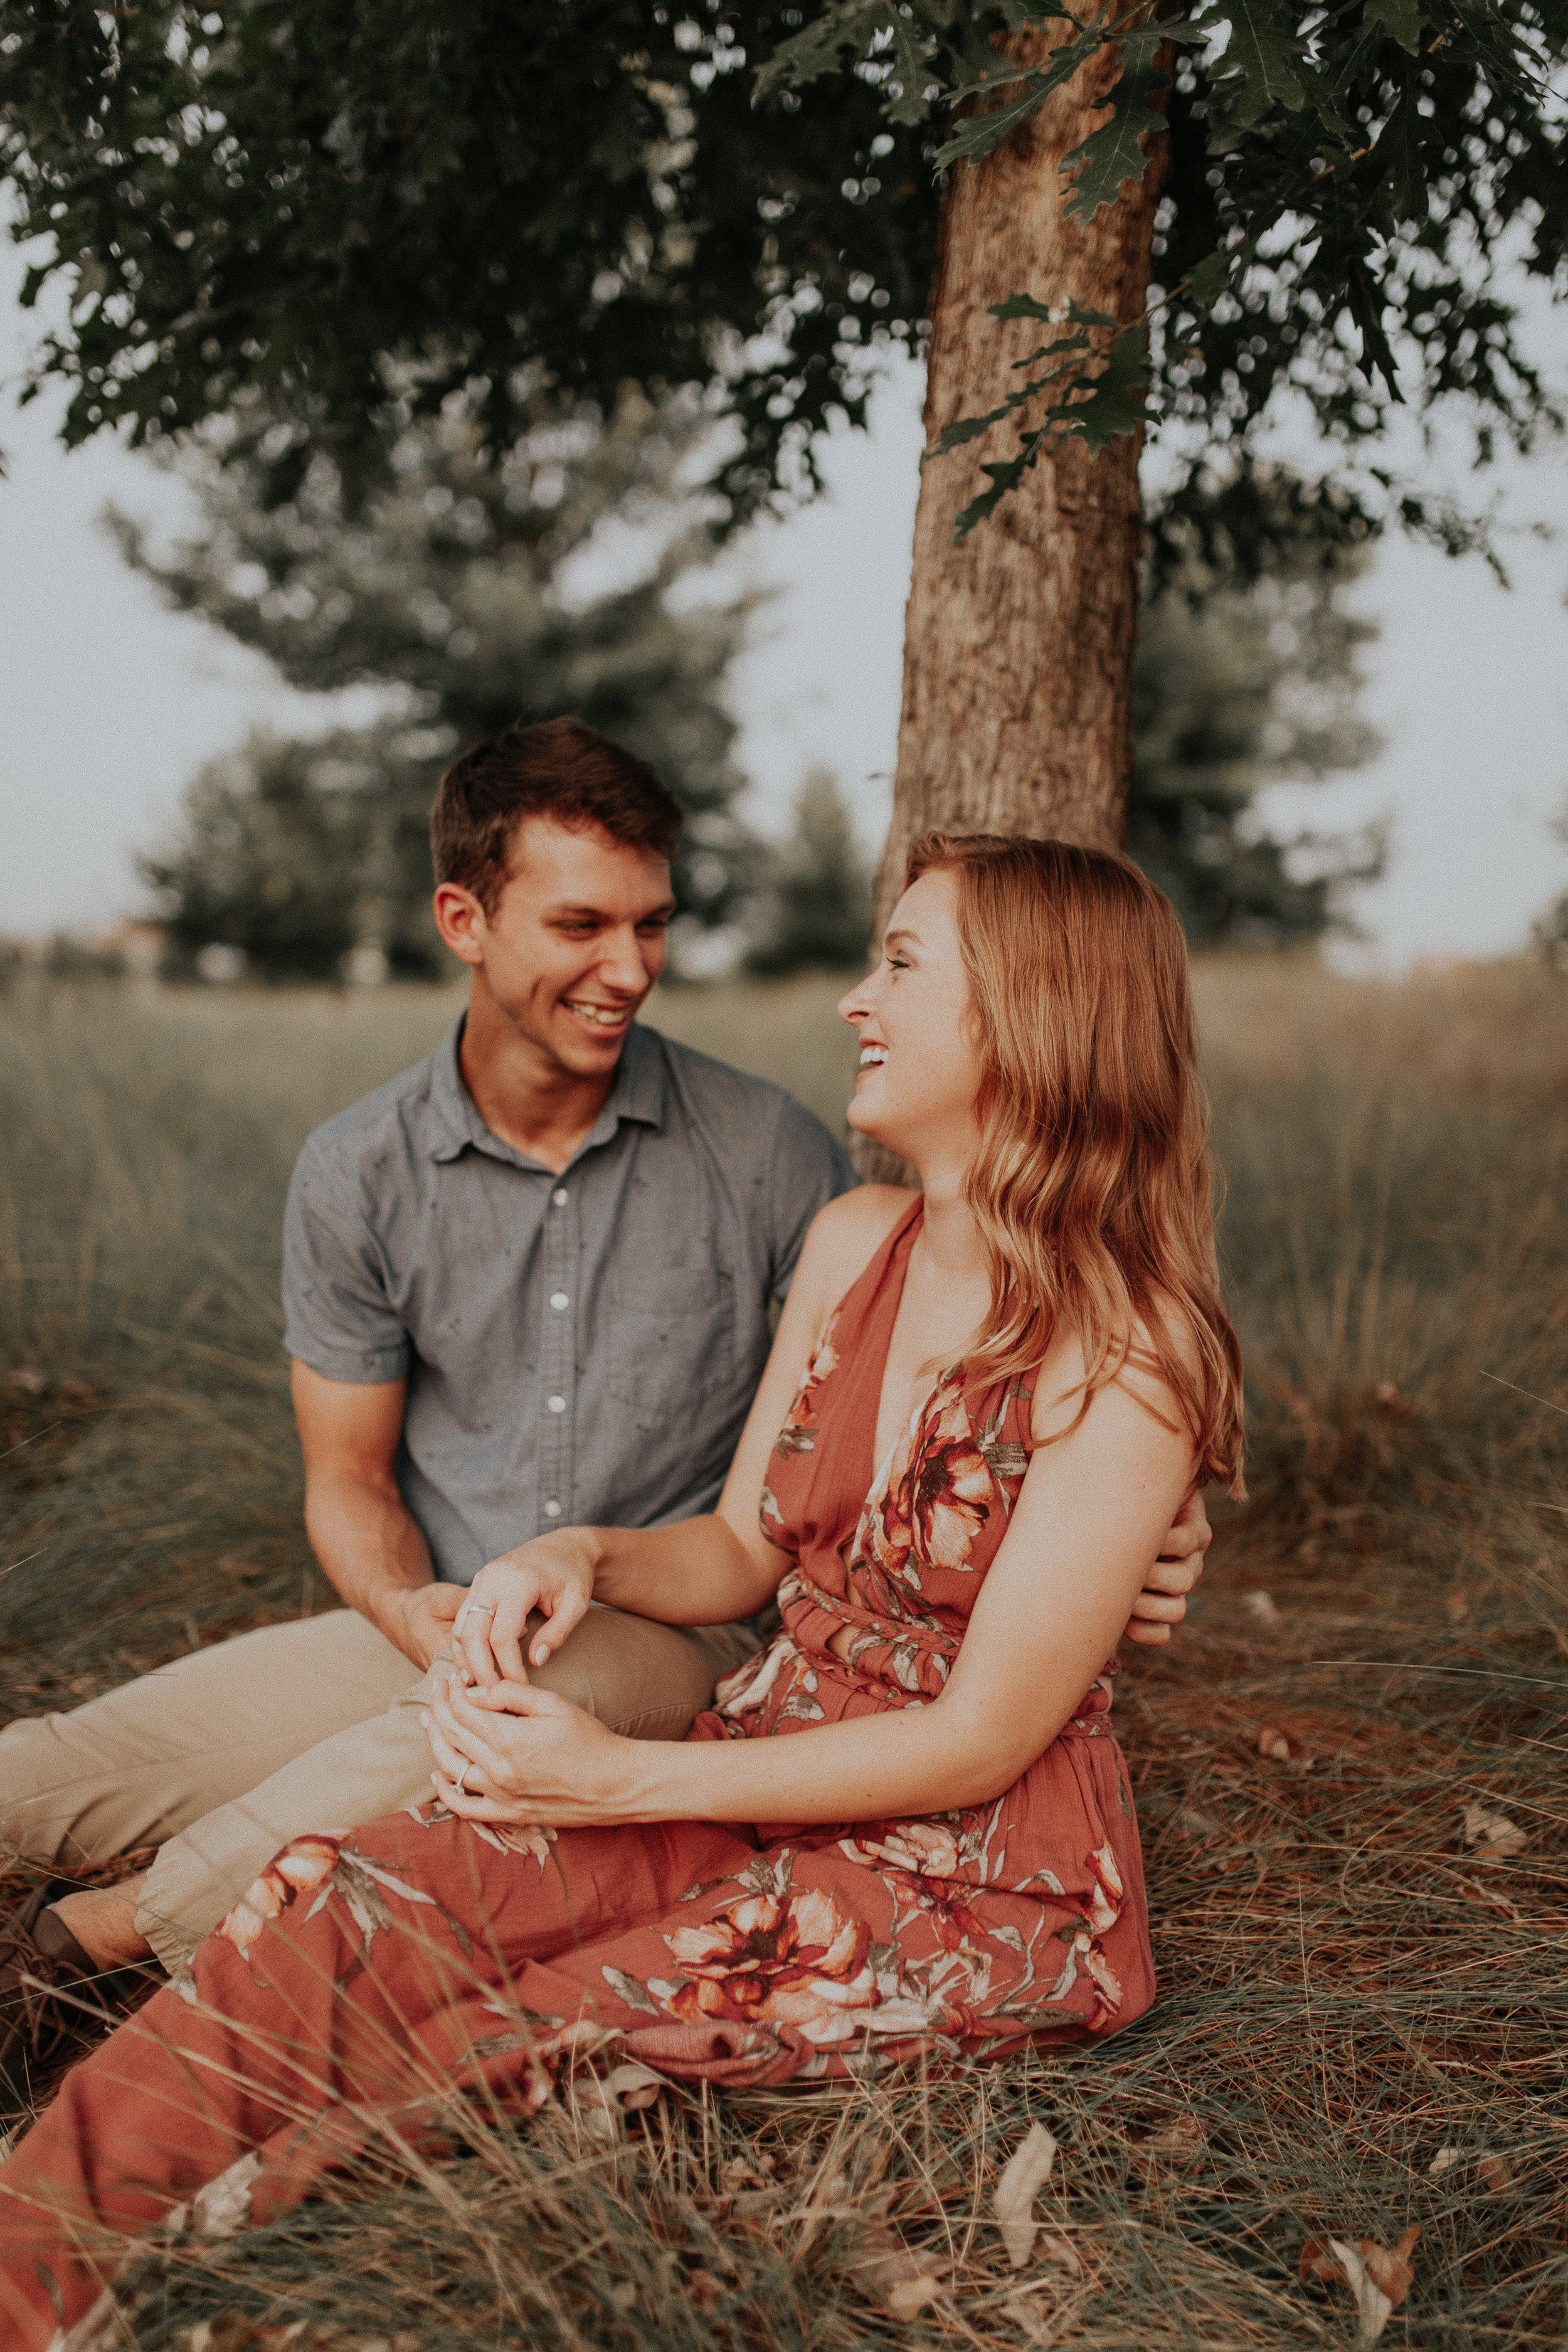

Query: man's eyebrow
[542,899,679,920]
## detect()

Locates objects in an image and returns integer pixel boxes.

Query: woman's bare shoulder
[1028,1294,1200,1445]
[793,1184,916,1314]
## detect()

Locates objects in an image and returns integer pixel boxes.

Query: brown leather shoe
[0,1884,101,2103]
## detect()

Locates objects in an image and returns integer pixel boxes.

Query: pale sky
[3,231,1566,967]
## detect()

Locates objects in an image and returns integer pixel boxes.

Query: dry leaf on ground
[1300,2228,1417,2343]
[1131,2114,1209,2178]
[1428,2146,1461,2176]
[1478,2151,1513,2193]
[1462,1803,1527,1859]
[183,2324,314,2351]
[603,2061,664,2111]
[853,2231,950,2317]
[1243,1592,1281,1624]
[1037,2230,1089,2275]
[1300,2240,1343,2288]
[993,2120,1059,2268]
[1256,1723,1291,1759]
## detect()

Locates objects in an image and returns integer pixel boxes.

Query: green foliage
[929,303,1152,536]
[141,730,424,982]
[0,2,938,527]
[1128,467,1384,945]
[763,0,1567,533]
[3,2,1562,556]
[744,769,873,974]
[129,389,758,978]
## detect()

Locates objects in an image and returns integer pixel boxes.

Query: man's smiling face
[438,816,675,1080]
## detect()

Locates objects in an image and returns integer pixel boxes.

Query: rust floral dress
[0,1199,1155,2349]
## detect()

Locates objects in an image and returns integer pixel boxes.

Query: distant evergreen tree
[745,770,873,977]
[129,387,757,979]
[1128,475,1385,945]
[1531,798,1568,972]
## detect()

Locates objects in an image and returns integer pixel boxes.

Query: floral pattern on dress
[6,1211,1158,2346]
[770,1311,841,1459]
[206,1199,1151,2131]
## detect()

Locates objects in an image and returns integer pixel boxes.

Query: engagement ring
[455,1762,472,1794]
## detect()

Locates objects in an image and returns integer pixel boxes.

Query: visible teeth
[564,1002,625,1026]
[859,1045,887,1067]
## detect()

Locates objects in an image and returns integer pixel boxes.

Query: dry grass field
[1,959,1565,2349]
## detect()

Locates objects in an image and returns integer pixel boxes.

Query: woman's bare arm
[450,1186,913,1684]
[429,1324,1197,1826]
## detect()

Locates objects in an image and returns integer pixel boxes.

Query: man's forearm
[304,1471,437,1643]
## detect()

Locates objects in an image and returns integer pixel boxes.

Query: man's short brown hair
[431,719,684,916]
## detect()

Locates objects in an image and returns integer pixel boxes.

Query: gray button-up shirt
[282,1019,856,1584]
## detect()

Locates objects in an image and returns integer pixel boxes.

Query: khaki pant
[0,1605,759,1971]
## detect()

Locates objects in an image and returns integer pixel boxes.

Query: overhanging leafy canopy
[2,1,1564,543]
[762,0,1567,535]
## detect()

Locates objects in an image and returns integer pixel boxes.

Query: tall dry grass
[1,958,1565,2349]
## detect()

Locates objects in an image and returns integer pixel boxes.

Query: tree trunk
[856,24,1170,1180]
[875,23,1169,934]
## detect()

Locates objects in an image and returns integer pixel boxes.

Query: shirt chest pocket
[605,1266,734,1422]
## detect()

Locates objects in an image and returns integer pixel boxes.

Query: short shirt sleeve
[766,1094,859,1302]
[282,1135,410,1385]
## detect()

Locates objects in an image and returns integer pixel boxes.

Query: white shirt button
[550,1291,569,1311]
[547,1394,566,1414]
[543,1500,563,1519]
[551,1187,569,1206]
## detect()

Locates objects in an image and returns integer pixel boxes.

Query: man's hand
[1121,1486,1212,1649]
[451,1530,600,1688]
[292,1361,456,1665]
[388,1579,466,1671]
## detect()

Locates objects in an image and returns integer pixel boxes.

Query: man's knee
[525,1608,759,1742]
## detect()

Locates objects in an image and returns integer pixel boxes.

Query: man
[0,721,1209,2082]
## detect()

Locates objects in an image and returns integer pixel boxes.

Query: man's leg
[92,1611,763,1972]
[0,1611,420,1874]
[0,1613,423,2090]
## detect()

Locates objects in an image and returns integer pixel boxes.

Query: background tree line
[130,388,1382,982]
[5,0,1561,991]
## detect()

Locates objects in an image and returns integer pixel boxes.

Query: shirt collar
[427,1014,666,1167]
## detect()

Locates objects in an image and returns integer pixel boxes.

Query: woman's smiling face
[838,868,983,1172]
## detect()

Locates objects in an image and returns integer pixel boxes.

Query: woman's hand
[423,1673,643,1828]
[452,1529,600,1687]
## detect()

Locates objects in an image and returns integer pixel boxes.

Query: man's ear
[433,882,487,968]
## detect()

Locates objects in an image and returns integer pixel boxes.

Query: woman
[0,835,1243,2346]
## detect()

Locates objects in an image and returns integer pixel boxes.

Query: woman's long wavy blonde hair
[909,832,1246,1496]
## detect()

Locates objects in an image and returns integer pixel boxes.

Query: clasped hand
[423,1672,634,1828]
[448,1528,600,1687]
[428,1527,636,1827]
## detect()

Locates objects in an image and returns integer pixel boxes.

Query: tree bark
[854,24,1170,1181]
[874,23,1170,938]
